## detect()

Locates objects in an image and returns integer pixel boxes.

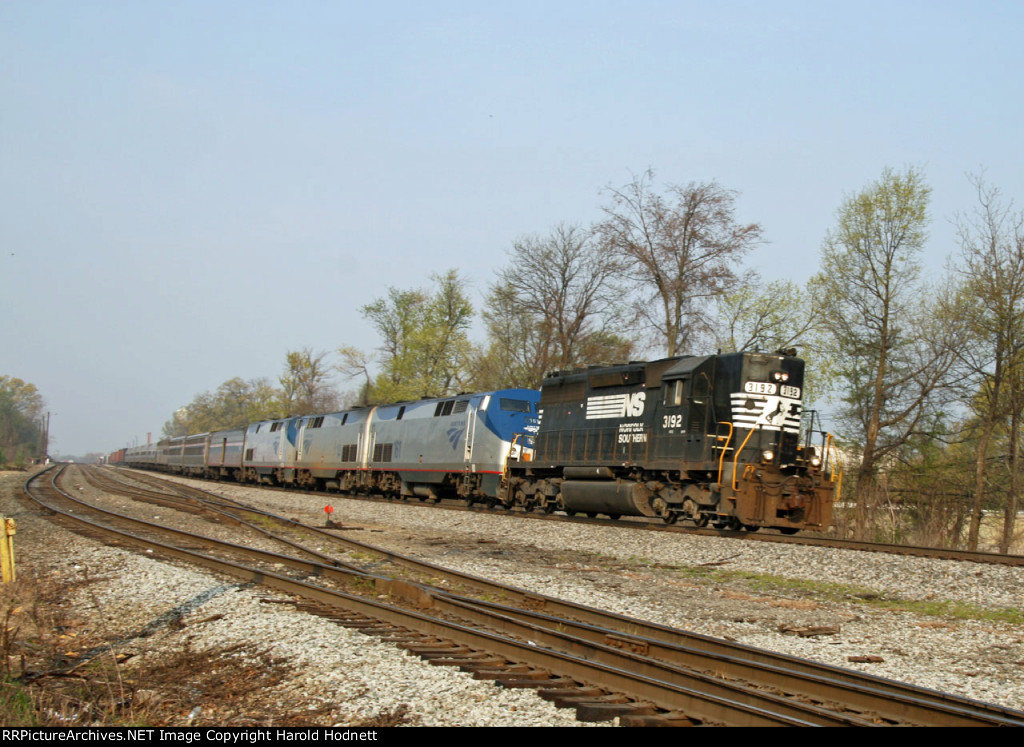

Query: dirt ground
[0,467,416,727]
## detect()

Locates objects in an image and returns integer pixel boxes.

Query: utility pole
[41,411,50,461]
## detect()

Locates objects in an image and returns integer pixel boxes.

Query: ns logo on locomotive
[112,350,839,534]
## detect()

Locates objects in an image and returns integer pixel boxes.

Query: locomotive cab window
[500,398,533,413]
[664,379,685,407]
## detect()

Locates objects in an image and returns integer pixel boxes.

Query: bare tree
[336,345,374,407]
[597,170,762,356]
[473,285,547,390]
[479,223,631,388]
[949,175,1024,552]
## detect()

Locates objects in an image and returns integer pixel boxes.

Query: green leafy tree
[714,280,832,411]
[279,348,339,416]
[362,270,474,402]
[0,376,44,421]
[0,376,45,465]
[810,166,956,540]
[163,377,283,436]
[715,280,818,354]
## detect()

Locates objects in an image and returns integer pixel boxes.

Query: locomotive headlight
[805,446,821,467]
[772,371,790,383]
[762,449,775,463]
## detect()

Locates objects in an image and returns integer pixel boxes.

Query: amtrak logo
[446,427,464,449]
[586,392,646,419]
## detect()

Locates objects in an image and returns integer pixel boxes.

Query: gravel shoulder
[3,466,1024,726]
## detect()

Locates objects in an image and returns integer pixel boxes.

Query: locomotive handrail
[715,421,734,488]
[731,426,758,491]
[825,433,844,502]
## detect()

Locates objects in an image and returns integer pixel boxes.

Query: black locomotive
[504,350,838,532]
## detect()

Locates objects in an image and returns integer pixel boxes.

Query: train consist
[110,350,840,533]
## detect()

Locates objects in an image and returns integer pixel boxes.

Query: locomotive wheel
[662,512,679,524]
[693,513,709,528]
[779,527,800,535]
[743,524,761,532]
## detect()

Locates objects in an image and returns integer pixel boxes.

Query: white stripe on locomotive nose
[585,392,645,419]
[730,392,802,433]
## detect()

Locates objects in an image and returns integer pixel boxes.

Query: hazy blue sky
[3,1,1023,456]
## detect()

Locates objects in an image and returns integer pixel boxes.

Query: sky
[2,1,1023,456]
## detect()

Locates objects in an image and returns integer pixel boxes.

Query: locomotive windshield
[500,398,534,413]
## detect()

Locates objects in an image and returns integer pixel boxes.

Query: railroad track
[116,463,1024,567]
[22,465,1024,727]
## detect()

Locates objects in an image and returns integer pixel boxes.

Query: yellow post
[1,517,15,583]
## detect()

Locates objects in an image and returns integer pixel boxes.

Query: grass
[0,572,147,726]
[574,545,1024,626]
[662,564,1024,625]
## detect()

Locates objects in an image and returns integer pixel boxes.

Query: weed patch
[1,569,395,726]
[667,565,1024,625]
